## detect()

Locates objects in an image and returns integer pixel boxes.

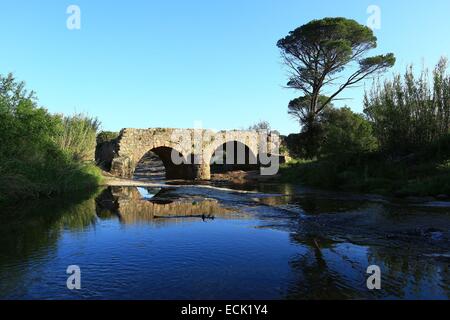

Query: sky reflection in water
[0,185,448,300]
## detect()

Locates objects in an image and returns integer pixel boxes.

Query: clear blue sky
[1,0,449,135]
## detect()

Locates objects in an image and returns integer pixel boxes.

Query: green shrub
[53,113,100,162]
[0,73,102,204]
[321,107,378,157]
[364,57,450,155]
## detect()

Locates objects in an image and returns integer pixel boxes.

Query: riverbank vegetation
[281,58,450,197]
[0,73,102,204]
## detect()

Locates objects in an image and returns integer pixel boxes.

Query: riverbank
[278,157,450,199]
[0,74,103,206]
[0,163,103,206]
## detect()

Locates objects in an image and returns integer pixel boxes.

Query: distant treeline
[0,73,102,204]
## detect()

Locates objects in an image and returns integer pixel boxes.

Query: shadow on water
[0,183,449,299]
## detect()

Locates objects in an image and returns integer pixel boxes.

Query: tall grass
[0,73,102,205]
[53,113,100,162]
[364,57,450,155]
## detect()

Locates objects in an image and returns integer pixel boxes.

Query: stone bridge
[103,128,280,180]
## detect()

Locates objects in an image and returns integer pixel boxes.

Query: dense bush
[321,107,378,157]
[285,107,378,159]
[281,57,450,197]
[364,57,450,155]
[284,133,308,159]
[0,73,102,204]
[280,151,450,197]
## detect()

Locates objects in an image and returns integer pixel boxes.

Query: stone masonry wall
[110,128,279,180]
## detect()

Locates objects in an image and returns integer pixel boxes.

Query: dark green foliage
[97,131,119,144]
[0,73,102,204]
[281,58,450,197]
[285,106,377,159]
[278,17,394,158]
[284,133,306,158]
[364,57,450,155]
[321,107,378,157]
[280,150,450,197]
[288,96,330,128]
[287,96,330,157]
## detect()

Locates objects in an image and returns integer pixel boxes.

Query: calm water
[0,183,449,300]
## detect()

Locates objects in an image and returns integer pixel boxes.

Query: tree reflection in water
[272,196,450,300]
[0,185,448,299]
[0,190,100,298]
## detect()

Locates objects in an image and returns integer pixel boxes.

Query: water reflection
[256,194,370,215]
[284,234,449,299]
[95,186,240,225]
[254,194,450,299]
[0,192,99,299]
[0,184,448,299]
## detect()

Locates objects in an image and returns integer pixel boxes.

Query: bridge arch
[134,146,194,180]
[209,140,259,173]
[202,131,259,164]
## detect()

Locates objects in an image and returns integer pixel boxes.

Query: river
[0,182,449,299]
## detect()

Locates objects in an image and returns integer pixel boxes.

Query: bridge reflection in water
[1,185,448,299]
[95,186,245,225]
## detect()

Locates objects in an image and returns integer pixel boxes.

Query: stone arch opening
[134,146,193,180]
[210,141,259,174]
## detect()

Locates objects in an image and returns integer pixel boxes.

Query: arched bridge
[102,128,280,180]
